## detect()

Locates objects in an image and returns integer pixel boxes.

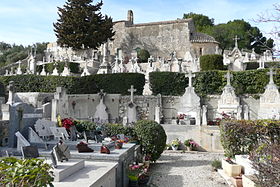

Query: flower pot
[128,179,139,187]
[138,175,150,185]
[222,159,242,177]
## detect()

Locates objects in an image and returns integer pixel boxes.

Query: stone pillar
[6,81,15,105]
[237,106,242,120]
[155,106,160,124]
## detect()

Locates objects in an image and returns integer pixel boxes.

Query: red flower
[62,118,74,130]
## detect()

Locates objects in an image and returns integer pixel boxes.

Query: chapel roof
[190,32,219,44]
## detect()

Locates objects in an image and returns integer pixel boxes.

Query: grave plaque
[21,146,39,159]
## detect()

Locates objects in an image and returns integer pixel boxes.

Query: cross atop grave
[267,68,276,84]
[233,35,240,48]
[225,71,233,86]
[115,55,119,63]
[128,85,137,103]
[148,56,154,67]
[99,89,106,100]
[185,71,195,87]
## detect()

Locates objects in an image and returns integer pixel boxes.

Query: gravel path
[149,151,227,187]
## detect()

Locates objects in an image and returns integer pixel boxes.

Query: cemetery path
[149,151,227,187]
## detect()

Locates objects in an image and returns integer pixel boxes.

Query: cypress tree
[53,0,115,50]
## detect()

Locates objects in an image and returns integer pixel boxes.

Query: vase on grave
[76,142,94,153]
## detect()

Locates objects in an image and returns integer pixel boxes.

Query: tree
[53,0,115,50]
[183,12,214,32]
[137,49,150,63]
[255,4,280,55]
[203,19,274,54]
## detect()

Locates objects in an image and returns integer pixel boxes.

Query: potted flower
[76,141,94,153]
[127,163,150,186]
[184,139,199,151]
[171,138,181,150]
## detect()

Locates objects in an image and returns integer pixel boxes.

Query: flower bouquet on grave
[61,118,75,130]
[115,140,123,149]
[100,144,110,154]
[127,163,150,185]
[184,139,199,151]
[76,141,94,153]
[171,138,181,150]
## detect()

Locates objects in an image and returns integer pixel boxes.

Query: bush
[137,49,150,63]
[0,157,54,187]
[150,69,277,96]
[75,120,96,133]
[200,54,224,71]
[104,123,136,138]
[135,120,167,162]
[0,73,145,95]
[250,143,280,187]
[219,120,280,158]
[211,159,222,171]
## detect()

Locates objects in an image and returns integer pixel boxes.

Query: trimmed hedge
[200,54,224,71]
[219,120,280,158]
[0,73,145,95]
[150,69,280,96]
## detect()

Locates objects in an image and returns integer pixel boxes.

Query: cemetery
[0,0,280,187]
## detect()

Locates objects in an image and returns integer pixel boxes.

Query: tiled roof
[190,32,218,43]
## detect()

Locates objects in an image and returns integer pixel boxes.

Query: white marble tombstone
[94,90,109,123]
[29,127,44,143]
[15,131,31,151]
[52,67,59,76]
[61,66,71,76]
[40,65,47,76]
[258,69,280,119]
[127,85,137,124]
[179,71,201,125]
[34,119,56,138]
[217,71,240,118]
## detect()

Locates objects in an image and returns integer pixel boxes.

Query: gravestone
[155,94,162,124]
[21,145,39,159]
[217,71,240,118]
[244,105,249,120]
[94,90,109,123]
[258,69,280,119]
[8,102,43,148]
[179,71,201,125]
[15,131,30,151]
[61,66,70,76]
[2,81,15,120]
[52,87,69,121]
[52,67,59,76]
[50,127,70,140]
[127,85,137,124]
[34,119,56,139]
[29,127,44,143]
[53,140,71,162]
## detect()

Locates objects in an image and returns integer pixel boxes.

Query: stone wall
[109,17,217,59]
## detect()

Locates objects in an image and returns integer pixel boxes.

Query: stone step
[46,159,85,182]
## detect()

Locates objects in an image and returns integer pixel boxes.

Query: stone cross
[185,71,195,87]
[99,89,106,100]
[128,85,137,103]
[233,35,240,48]
[115,55,119,63]
[225,71,233,86]
[267,68,276,84]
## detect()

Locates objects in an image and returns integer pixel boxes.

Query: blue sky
[0,0,278,46]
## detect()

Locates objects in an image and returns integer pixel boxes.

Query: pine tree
[53,0,114,50]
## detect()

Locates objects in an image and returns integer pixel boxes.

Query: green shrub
[0,157,54,187]
[137,49,150,63]
[246,62,259,70]
[150,69,277,96]
[200,54,224,71]
[135,120,167,162]
[250,143,280,187]
[219,120,280,158]
[104,123,136,138]
[75,120,96,133]
[211,159,222,171]
[0,73,145,95]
